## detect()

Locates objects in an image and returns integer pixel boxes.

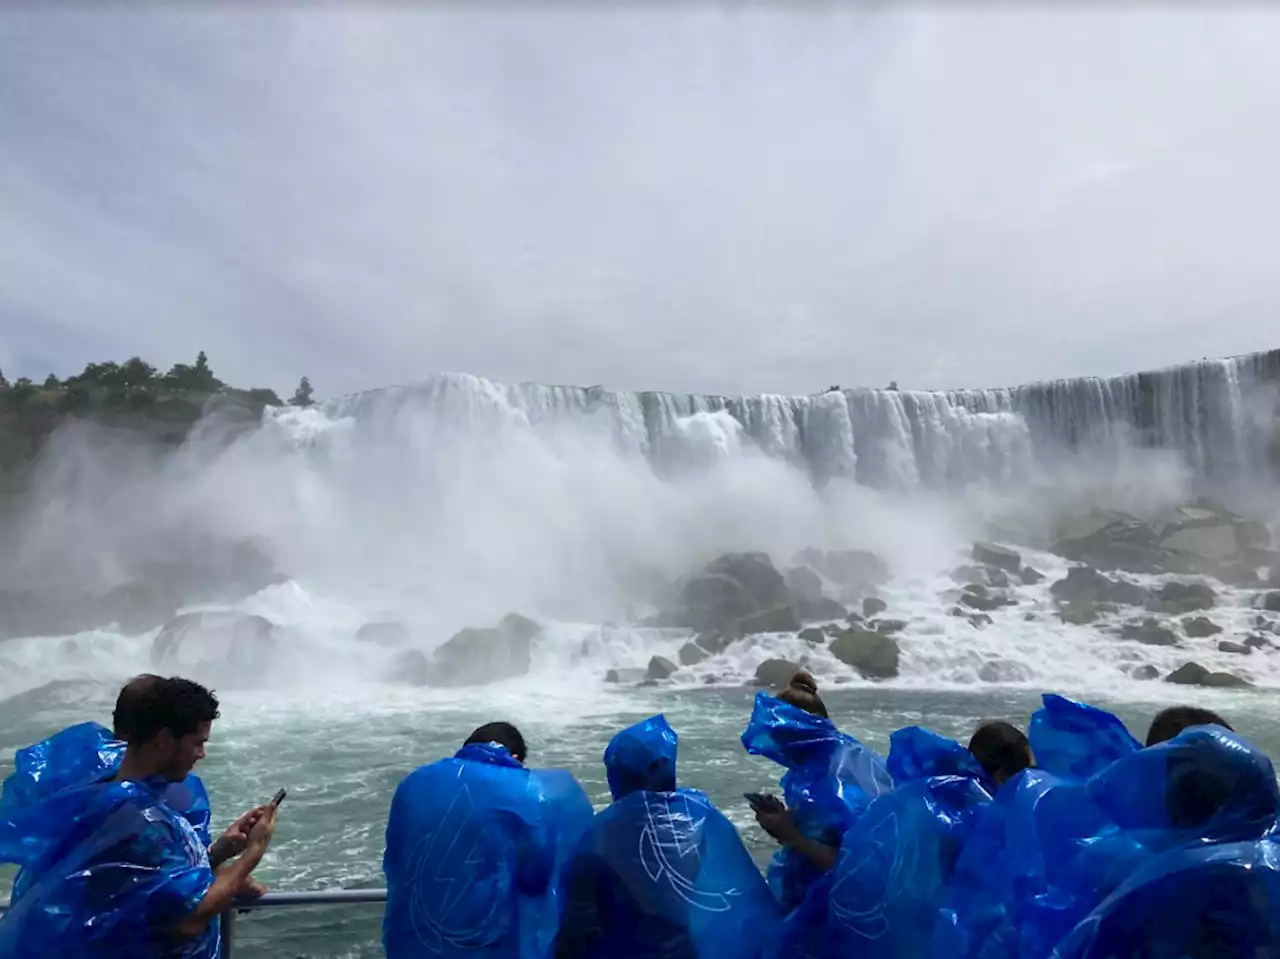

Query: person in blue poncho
[383,721,593,959]
[0,674,266,903]
[0,676,279,958]
[742,672,894,912]
[825,726,993,959]
[1144,704,1232,746]
[1027,695,1139,783]
[554,715,780,959]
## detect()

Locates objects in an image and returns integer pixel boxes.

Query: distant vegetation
[0,351,313,414]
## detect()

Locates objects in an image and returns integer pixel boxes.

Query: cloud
[2,7,1280,398]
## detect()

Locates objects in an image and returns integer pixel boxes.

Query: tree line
[0,351,315,411]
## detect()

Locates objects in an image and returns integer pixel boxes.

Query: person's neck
[115,748,165,783]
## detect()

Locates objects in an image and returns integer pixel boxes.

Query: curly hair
[113,675,220,745]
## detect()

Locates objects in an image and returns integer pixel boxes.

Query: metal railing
[2,888,389,959]
[219,888,387,958]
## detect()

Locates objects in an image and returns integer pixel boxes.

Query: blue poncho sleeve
[1027,695,1140,782]
[0,722,122,818]
[742,692,891,910]
[0,780,217,959]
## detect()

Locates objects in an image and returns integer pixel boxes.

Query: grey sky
[2,7,1280,400]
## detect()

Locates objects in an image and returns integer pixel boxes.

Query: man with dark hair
[1146,706,1233,747]
[383,722,593,959]
[0,676,279,955]
[968,721,1035,787]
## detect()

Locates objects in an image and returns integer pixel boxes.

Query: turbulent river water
[2,350,1280,956]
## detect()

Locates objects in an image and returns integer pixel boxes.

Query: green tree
[121,356,157,387]
[7,377,36,407]
[43,373,60,389]
[289,376,315,407]
[164,351,223,392]
[0,367,7,388]
[887,381,899,391]
[246,387,284,407]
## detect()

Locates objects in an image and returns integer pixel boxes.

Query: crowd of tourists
[1,669,1276,958]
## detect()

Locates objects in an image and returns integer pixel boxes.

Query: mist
[3,7,1280,396]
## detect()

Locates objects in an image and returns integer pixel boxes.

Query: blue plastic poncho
[0,722,213,848]
[555,716,781,959]
[1050,838,1280,959]
[0,778,218,958]
[741,692,893,911]
[887,726,988,787]
[1027,695,1140,783]
[382,741,593,959]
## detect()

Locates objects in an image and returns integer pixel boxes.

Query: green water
[4,681,1280,957]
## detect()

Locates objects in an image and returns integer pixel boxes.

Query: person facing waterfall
[553,715,780,959]
[382,722,593,959]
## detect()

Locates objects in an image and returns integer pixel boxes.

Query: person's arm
[173,805,277,939]
[208,805,267,869]
[755,808,838,872]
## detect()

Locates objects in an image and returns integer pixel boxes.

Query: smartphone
[744,792,777,812]
[270,788,287,808]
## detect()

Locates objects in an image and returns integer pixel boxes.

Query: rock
[1235,520,1272,549]
[797,628,827,645]
[1120,619,1179,647]
[796,595,848,623]
[431,613,542,686]
[1160,524,1238,562]
[784,566,825,603]
[874,619,907,635]
[605,667,646,684]
[705,553,791,608]
[1020,567,1045,585]
[1166,661,1252,688]
[1245,635,1273,650]
[390,650,432,686]
[1131,664,1161,681]
[1182,616,1223,639]
[672,573,758,631]
[1218,641,1252,655]
[973,542,1022,573]
[738,604,802,634]
[964,583,989,599]
[695,628,738,655]
[678,643,708,666]
[960,590,1011,613]
[356,621,410,646]
[830,629,901,680]
[950,565,988,586]
[152,611,276,672]
[1023,612,1037,622]
[986,569,1011,589]
[646,656,679,681]
[1263,592,1280,613]
[969,613,994,629]
[1052,516,1175,574]
[978,659,1032,683]
[753,658,800,688]
[1050,566,1149,607]
[1057,602,1098,625]
[845,611,865,625]
[804,549,890,591]
[1153,582,1217,615]
[862,597,888,618]
[822,623,844,637]
[605,668,619,683]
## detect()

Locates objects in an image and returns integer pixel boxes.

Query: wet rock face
[1166,661,1252,688]
[428,613,542,687]
[753,658,800,688]
[973,543,1022,573]
[830,629,900,680]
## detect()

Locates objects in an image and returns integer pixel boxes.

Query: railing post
[220,908,236,959]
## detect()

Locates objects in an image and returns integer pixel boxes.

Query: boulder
[960,588,1011,613]
[874,619,907,635]
[737,604,802,635]
[1166,661,1252,688]
[356,621,410,647]
[986,569,1011,589]
[678,643,709,666]
[753,658,800,688]
[1218,641,1252,655]
[705,553,791,608]
[950,565,988,586]
[646,656,679,682]
[822,623,844,638]
[797,628,826,646]
[1182,617,1223,639]
[830,629,901,680]
[978,659,1032,683]
[1020,567,1045,586]
[1050,566,1149,607]
[431,613,541,687]
[695,628,738,655]
[1160,524,1238,562]
[1052,517,1175,574]
[1120,619,1179,647]
[1153,582,1217,615]
[973,542,1022,573]
[796,595,848,623]
[784,566,824,603]
[1057,602,1098,626]
[152,611,276,672]
[390,650,432,686]
[1263,592,1280,613]
[673,573,758,631]
[1245,634,1274,650]
[969,613,994,629]
[807,549,890,591]
[1131,664,1161,681]
[605,667,647,684]
[862,597,888,618]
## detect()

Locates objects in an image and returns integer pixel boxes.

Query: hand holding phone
[744,792,784,814]
[271,788,287,808]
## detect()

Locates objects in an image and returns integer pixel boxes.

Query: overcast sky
[2,7,1280,400]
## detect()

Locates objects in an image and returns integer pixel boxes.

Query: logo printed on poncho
[637,793,739,913]
[407,784,502,952]
[829,810,918,939]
